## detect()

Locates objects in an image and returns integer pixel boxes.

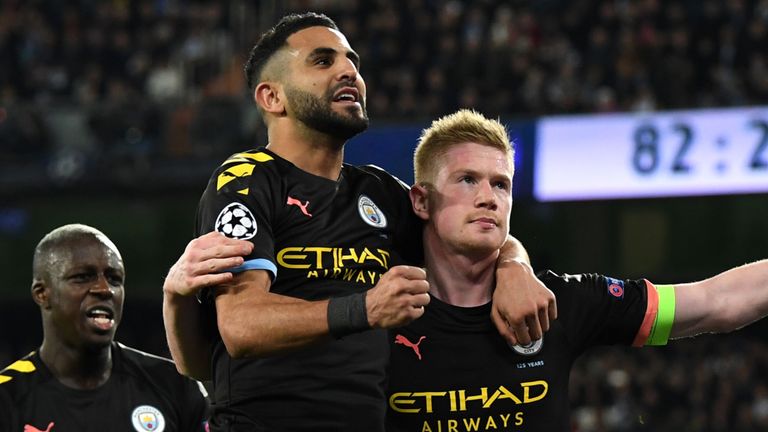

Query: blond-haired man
[385,109,768,431]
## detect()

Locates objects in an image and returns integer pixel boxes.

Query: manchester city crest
[357,195,387,228]
[509,338,544,356]
[131,405,166,432]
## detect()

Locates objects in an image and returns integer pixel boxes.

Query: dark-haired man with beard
[0,224,208,431]
[162,12,554,432]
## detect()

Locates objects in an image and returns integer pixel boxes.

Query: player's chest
[20,383,181,432]
[271,182,400,277]
[387,322,573,415]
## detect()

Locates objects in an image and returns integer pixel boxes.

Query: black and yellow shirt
[0,342,208,432]
[196,147,422,431]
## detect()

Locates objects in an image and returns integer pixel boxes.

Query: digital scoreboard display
[534,106,768,201]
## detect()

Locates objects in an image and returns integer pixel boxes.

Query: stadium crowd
[2,0,768,171]
[2,1,768,431]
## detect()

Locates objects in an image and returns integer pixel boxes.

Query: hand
[492,260,557,346]
[366,266,430,329]
[163,231,254,298]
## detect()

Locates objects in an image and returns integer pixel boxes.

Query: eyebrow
[454,168,512,182]
[307,47,361,69]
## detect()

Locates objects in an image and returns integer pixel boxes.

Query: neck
[423,227,499,307]
[39,337,112,390]
[266,119,345,180]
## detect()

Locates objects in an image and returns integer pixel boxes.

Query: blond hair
[413,109,514,185]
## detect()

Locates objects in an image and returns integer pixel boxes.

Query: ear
[409,184,430,221]
[31,279,51,309]
[254,82,285,115]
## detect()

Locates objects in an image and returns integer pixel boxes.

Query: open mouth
[86,306,115,331]
[333,87,359,103]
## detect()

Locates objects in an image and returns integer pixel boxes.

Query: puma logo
[395,334,427,360]
[24,423,54,432]
[287,196,312,217]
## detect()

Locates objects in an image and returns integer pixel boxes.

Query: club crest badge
[509,338,544,356]
[215,202,257,240]
[131,405,165,432]
[358,195,387,228]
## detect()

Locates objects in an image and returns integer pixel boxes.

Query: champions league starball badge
[215,202,258,240]
[131,405,165,432]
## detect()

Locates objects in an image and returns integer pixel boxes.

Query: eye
[460,175,476,184]
[107,272,125,286]
[69,272,94,283]
[314,56,332,66]
[494,181,510,191]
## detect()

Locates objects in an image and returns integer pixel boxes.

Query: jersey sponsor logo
[286,196,312,217]
[509,338,544,356]
[215,202,257,240]
[277,246,392,285]
[389,381,549,414]
[358,195,387,228]
[419,413,524,432]
[131,405,165,432]
[606,277,625,299]
[24,422,54,432]
[278,247,391,269]
[394,334,427,360]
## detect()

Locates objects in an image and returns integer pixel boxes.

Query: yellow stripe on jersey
[222,151,274,165]
[0,359,36,384]
[216,152,274,191]
[646,284,676,346]
[217,163,255,191]
[3,359,35,373]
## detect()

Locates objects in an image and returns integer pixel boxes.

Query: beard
[284,84,369,140]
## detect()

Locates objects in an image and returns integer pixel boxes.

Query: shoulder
[536,270,608,294]
[207,148,285,192]
[113,342,183,381]
[354,164,410,189]
[0,352,43,400]
[115,343,203,388]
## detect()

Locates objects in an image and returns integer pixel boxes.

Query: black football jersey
[386,271,655,432]
[0,342,208,432]
[195,148,422,431]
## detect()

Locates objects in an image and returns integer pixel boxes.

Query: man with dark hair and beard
[0,224,208,431]
[162,12,555,431]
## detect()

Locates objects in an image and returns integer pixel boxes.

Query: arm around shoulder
[491,235,557,346]
[214,270,331,357]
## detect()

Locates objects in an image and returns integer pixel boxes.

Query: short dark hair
[244,12,339,90]
[32,224,118,281]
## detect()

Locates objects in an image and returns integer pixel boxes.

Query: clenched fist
[366,265,430,329]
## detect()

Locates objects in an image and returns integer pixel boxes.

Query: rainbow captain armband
[645,284,676,346]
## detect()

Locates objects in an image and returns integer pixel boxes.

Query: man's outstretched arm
[492,235,557,346]
[669,259,768,339]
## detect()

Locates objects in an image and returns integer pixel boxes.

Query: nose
[89,275,115,298]
[475,182,498,210]
[336,57,358,83]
